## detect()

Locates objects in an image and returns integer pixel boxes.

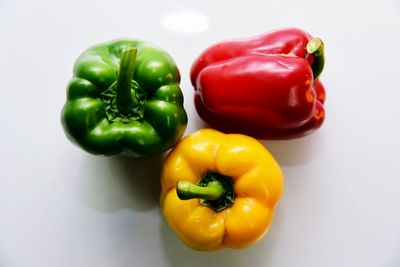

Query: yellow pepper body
[160,129,284,251]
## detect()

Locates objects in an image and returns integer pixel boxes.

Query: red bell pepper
[191,28,326,139]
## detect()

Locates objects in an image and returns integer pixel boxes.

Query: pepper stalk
[176,172,235,212]
[306,38,325,80]
[116,47,139,114]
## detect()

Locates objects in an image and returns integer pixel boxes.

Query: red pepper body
[191,28,326,139]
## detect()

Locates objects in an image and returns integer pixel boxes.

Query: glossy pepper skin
[160,129,284,251]
[191,28,326,139]
[61,39,187,157]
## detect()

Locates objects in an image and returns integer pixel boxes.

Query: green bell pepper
[61,39,188,157]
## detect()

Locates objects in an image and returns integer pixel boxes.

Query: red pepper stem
[306,38,325,80]
[116,47,138,114]
[177,180,225,200]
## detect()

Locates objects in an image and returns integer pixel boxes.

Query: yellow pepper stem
[176,172,235,212]
[177,180,225,200]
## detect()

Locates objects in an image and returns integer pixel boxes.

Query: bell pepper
[191,28,326,139]
[160,129,284,251]
[61,39,187,157]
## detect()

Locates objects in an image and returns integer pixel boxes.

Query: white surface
[1,0,400,266]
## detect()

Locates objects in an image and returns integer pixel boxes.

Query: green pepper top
[61,39,188,157]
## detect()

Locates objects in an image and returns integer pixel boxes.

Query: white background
[1,0,400,266]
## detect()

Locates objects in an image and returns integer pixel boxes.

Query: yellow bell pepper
[160,129,284,251]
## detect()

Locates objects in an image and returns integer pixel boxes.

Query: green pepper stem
[177,180,225,200]
[306,38,325,80]
[116,47,138,114]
